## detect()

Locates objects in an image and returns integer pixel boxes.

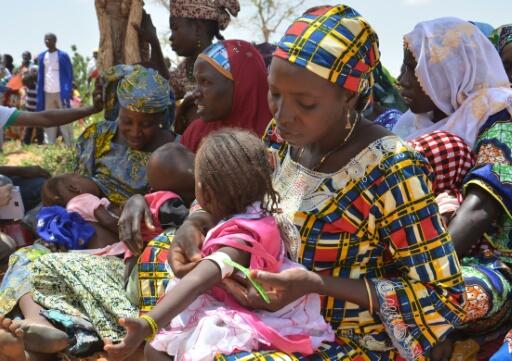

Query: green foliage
[40,144,75,175]
[70,45,92,105]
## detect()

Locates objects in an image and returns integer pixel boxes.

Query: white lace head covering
[393,17,512,147]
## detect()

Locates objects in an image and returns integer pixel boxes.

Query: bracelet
[364,278,374,314]
[140,314,158,341]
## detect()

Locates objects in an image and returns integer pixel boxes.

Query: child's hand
[104,318,149,360]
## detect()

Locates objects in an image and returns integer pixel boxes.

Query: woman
[392,18,512,358]
[76,64,175,206]
[180,39,272,153]
[169,0,239,133]
[120,5,465,360]
[490,24,512,82]
[0,65,174,358]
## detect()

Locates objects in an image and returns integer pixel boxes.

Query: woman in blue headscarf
[76,64,175,206]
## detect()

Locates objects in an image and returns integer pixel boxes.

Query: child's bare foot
[0,314,69,355]
[0,316,27,361]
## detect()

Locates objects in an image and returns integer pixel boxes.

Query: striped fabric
[216,120,465,360]
[200,42,232,80]
[274,5,380,109]
[137,229,174,313]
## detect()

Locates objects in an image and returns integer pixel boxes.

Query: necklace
[185,59,195,82]
[297,113,361,172]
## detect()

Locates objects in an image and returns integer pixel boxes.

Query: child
[105,129,334,361]
[40,142,195,253]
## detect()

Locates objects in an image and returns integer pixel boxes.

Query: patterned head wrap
[170,0,240,30]
[274,5,380,109]
[198,42,232,80]
[103,64,172,114]
[490,24,512,55]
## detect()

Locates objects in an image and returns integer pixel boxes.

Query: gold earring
[345,111,352,129]
[197,39,202,49]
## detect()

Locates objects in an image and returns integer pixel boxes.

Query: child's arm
[94,205,119,234]
[104,245,250,359]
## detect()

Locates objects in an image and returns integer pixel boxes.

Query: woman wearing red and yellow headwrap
[117,5,465,361]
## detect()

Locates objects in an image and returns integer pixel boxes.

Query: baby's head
[195,128,279,221]
[146,143,195,206]
[42,174,101,207]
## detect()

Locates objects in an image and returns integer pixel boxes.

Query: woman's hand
[221,267,315,312]
[134,12,159,45]
[18,166,51,179]
[0,184,12,207]
[173,94,197,135]
[168,219,205,278]
[104,318,149,361]
[118,194,155,256]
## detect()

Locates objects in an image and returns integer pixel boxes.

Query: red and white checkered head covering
[408,130,475,200]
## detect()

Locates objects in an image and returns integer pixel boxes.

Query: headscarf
[274,5,380,110]
[103,64,172,114]
[490,24,512,54]
[372,63,407,112]
[408,131,475,199]
[170,0,240,30]
[392,18,512,147]
[198,42,232,80]
[36,206,96,250]
[181,40,272,153]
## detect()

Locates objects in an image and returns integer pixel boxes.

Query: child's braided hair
[196,128,279,219]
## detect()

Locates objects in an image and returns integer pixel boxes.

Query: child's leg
[15,294,69,354]
[144,343,173,361]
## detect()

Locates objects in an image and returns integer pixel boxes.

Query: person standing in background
[22,69,44,145]
[36,33,74,145]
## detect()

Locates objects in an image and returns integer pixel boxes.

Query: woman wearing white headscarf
[394,17,512,359]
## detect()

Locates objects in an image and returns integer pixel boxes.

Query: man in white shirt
[36,33,74,145]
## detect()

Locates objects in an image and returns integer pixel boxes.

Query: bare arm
[448,185,500,257]
[15,105,99,128]
[94,205,119,235]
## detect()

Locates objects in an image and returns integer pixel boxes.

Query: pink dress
[151,205,335,360]
[66,191,181,257]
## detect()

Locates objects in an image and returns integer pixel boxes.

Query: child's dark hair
[196,128,279,219]
[41,177,65,206]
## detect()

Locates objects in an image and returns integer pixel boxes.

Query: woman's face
[118,107,162,151]
[169,17,199,57]
[193,58,233,122]
[501,43,512,83]
[267,57,353,147]
[398,48,438,114]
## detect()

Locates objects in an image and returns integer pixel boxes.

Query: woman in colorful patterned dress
[392,18,512,359]
[76,64,175,206]
[120,5,465,360]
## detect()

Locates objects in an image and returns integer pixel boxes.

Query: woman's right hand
[173,94,197,135]
[118,194,155,255]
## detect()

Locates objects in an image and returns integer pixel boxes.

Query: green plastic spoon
[223,259,271,304]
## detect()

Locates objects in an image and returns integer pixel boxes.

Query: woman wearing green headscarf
[76,64,175,206]
[490,24,512,82]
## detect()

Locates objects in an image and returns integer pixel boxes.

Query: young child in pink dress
[105,129,334,361]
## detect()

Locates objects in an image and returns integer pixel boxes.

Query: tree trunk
[95,0,148,72]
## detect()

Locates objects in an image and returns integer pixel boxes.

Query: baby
[40,142,195,254]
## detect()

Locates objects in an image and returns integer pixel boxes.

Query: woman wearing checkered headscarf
[198,4,464,361]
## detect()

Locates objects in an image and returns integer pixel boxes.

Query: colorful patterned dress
[216,121,466,360]
[75,120,151,206]
[459,109,512,338]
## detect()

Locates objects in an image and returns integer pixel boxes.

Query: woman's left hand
[104,318,148,360]
[221,267,316,312]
